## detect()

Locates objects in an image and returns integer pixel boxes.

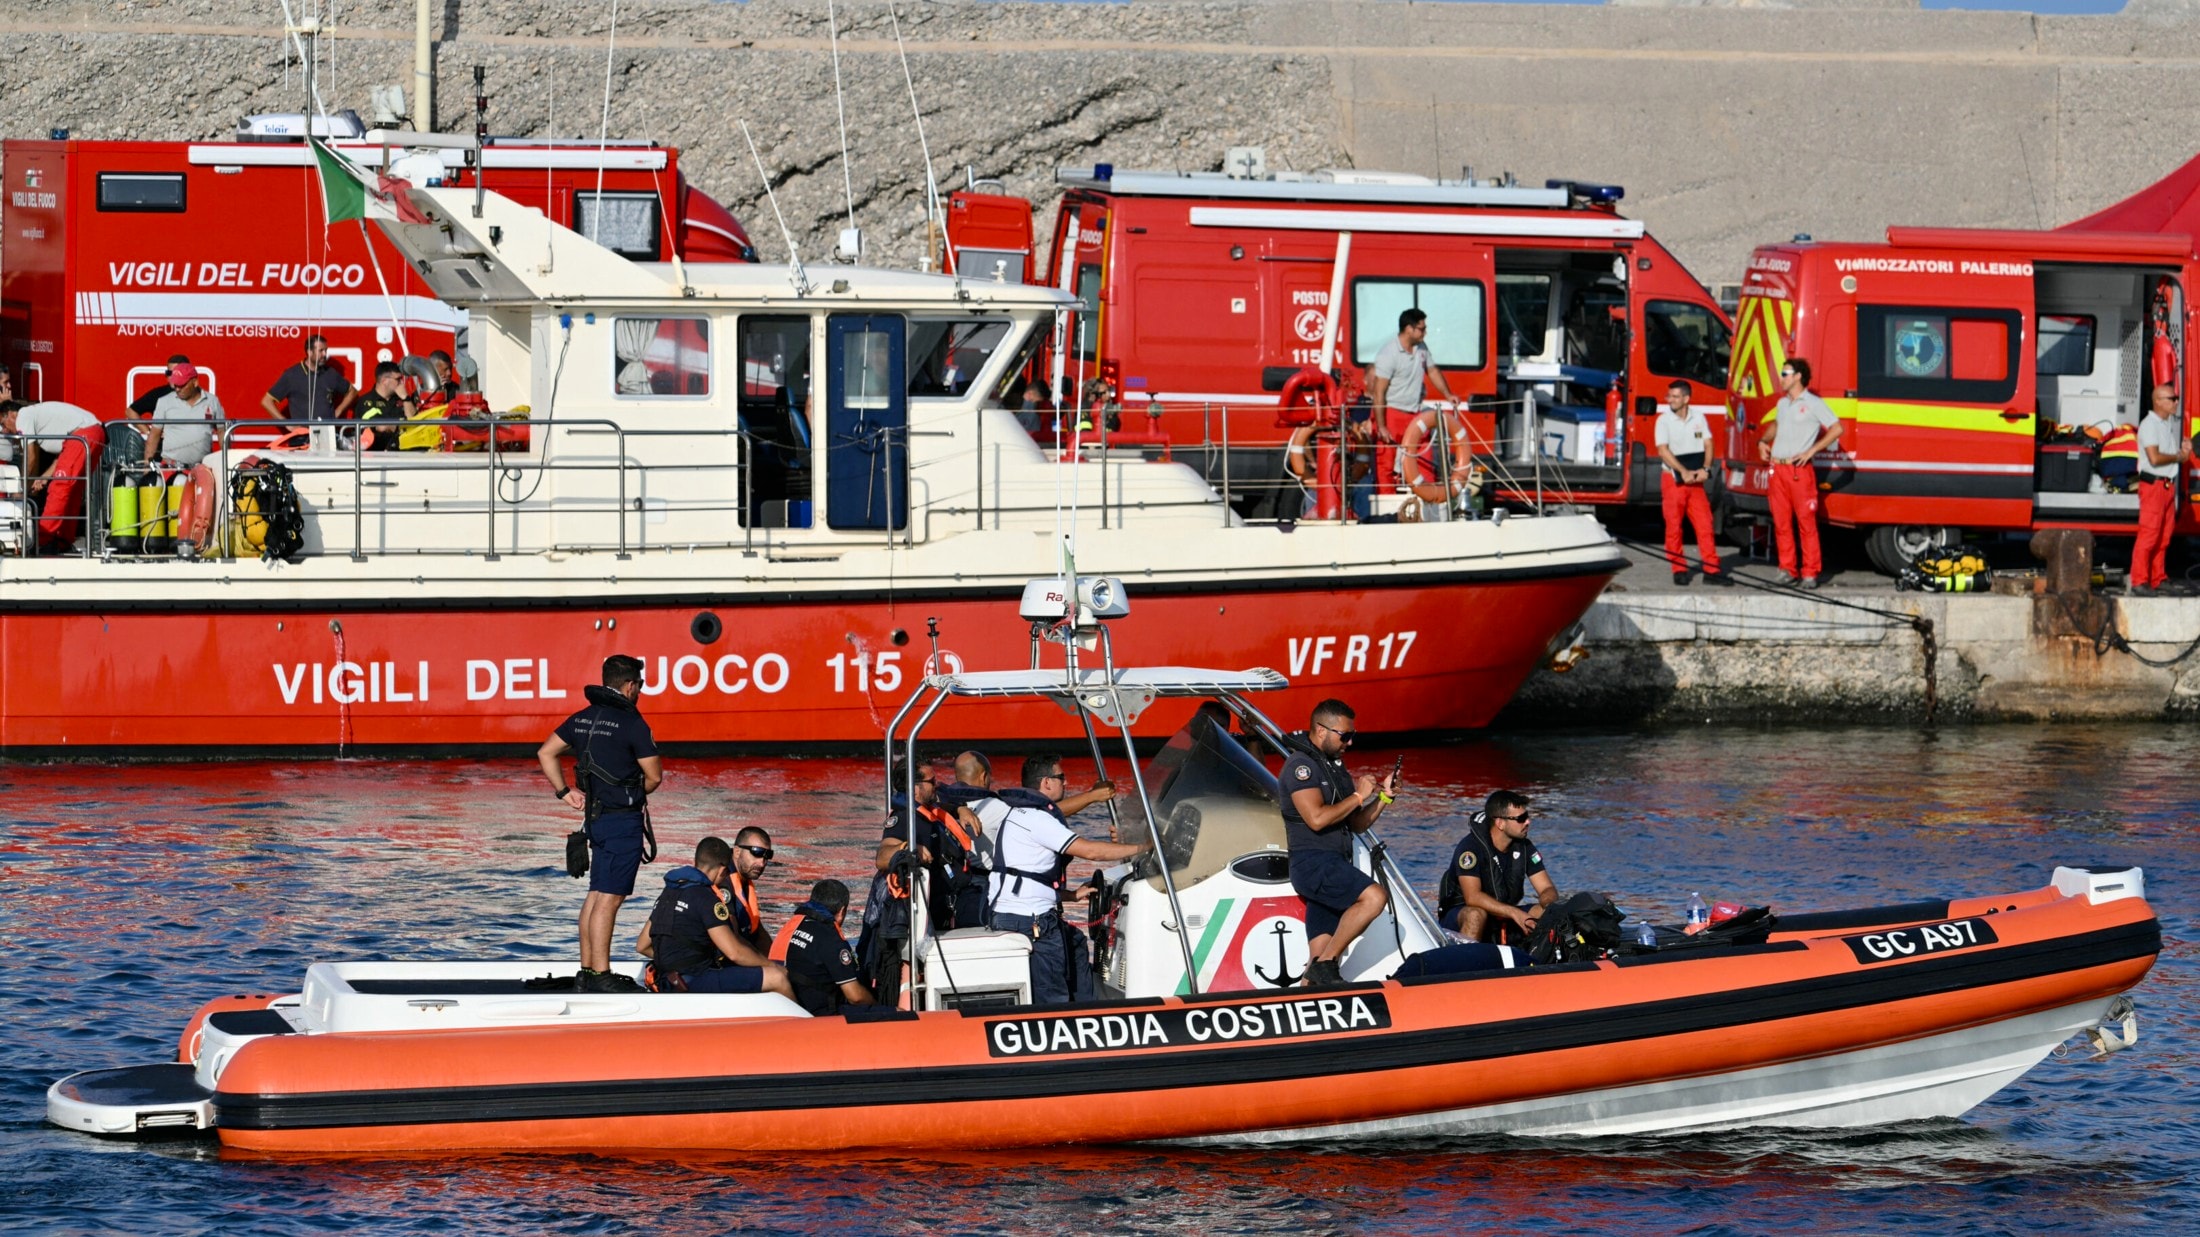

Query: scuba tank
[107,466,142,555]
[139,467,172,555]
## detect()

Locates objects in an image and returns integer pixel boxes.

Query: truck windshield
[1644,300,1732,389]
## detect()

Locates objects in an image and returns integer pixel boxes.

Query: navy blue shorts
[588,811,646,897]
[680,964,764,994]
[1290,850,1376,942]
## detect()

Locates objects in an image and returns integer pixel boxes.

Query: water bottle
[1634,921,1658,948]
[1687,891,1710,927]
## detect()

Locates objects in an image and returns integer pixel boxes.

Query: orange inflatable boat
[45,581,2160,1154]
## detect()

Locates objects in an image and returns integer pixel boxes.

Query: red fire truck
[2,116,753,420]
[1725,155,2200,573]
[942,157,1733,514]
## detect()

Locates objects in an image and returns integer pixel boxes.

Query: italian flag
[311,138,430,227]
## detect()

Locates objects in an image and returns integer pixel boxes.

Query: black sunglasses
[738,844,775,861]
[1318,723,1357,744]
[1500,812,1532,824]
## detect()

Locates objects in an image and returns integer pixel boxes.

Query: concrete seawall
[1504,584,2200,725]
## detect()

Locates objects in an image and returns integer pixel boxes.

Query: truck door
[825,313,908,532]
[1848,279,2035,530]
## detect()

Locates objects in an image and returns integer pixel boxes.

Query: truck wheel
[1865,525,1960,575]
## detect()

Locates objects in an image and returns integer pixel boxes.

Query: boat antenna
[741,120,811,295]
[889,1,952,278]
[590,0,619,247]
[828,0,859,249]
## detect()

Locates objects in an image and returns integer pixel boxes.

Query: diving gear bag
[1522,891,1627,965]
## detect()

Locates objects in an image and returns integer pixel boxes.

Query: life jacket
[645,867,727,977]
[2099,424,2140,477]
[985,796,1076,913]
[574,684,649,822]
[723,868,763,941]
[769,900,839,963]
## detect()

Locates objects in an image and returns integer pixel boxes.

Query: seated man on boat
[978,754,1151,1005]
[1281,699,1396,988]
[770,879,876,1015]
[635,836,794,998]
[1435,790,1559,946]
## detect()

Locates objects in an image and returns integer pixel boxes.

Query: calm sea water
[2,723,2191,1235]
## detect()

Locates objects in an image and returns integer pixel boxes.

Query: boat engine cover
[2052,866,2145,906]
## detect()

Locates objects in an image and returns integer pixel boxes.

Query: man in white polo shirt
[146,362,226,468]
[2129,383,2192,597]
[1655,379,1727,586]
[1756,358,1843,589]
[976,753,1150,1006]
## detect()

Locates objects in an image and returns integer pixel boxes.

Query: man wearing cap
[1434,790,1559,945]
[0,398,106,553]
[261,333,356,423]
[146,363,226,468]
[129,354,194,420]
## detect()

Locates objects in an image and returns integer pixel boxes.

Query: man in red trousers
[1757,359,1843,589]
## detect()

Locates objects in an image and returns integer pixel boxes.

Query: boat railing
[1,401,1593,562]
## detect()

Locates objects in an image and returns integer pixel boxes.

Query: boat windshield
[1139,702,1280,873]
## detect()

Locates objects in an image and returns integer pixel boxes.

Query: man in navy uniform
[770,879,876,1014]
[1281,699,1396,987]
[1436,790,1560,945]
[635,836,794,997]
[538,654,662,992]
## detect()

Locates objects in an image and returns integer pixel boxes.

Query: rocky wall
[6,0,2200,292]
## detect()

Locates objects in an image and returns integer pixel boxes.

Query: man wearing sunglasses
[2130,383,2192,596]
[635,835,794,998]
[1281,699,1396,988]
[1436,790,1558,945]
[977,754,1151,1005]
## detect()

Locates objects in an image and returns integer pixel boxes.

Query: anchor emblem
[1251,920,1304,988]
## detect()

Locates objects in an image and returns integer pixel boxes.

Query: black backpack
[1523,891,1627,965]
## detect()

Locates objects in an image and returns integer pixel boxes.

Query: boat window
[2037,314,2096,377]
[983,326,1050,414]
[1643,299,1732,389]
[841,328,896,410]
[907,319,1012,399]
[738,315,813,528]
[575,190,663,261]
[1857,305,2022,404]
[98,172,186,213]
[612,316,710,398]
[1351,278,1486,370]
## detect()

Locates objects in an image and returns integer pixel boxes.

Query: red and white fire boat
[0,177,1620,754]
